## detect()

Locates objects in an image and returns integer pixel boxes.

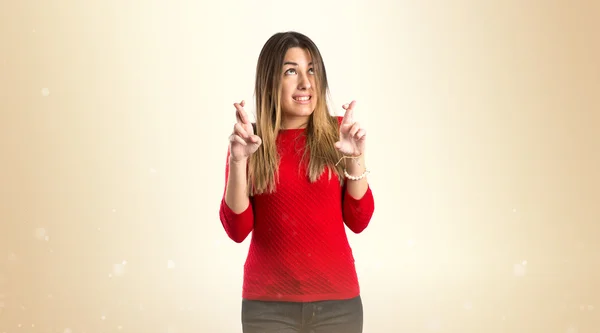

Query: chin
[295,108,315,117]
[284,103,317,117]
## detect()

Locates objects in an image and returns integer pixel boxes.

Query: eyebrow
[283,61,313,66]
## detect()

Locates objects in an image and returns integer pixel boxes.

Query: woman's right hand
[229,100,262,163]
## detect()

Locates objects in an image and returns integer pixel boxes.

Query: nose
[298,72,311,90]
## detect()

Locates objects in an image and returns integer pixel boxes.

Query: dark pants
[241,295,363,333]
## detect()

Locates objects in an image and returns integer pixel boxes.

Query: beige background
[1,0,599,332]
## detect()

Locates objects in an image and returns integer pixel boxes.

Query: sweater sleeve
[341,182,375,233]
[218,147,254,243]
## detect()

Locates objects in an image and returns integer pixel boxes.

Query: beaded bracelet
[344,168,370,180]
[335,154,370,180]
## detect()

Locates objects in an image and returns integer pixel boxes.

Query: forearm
[342,153,374,233]
[344,154,369,199]
[224,157,250,213]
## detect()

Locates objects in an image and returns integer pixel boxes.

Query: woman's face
[279,47,317,128]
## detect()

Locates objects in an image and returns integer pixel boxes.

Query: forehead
[283,47,313,64]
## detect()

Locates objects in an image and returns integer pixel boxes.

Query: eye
[284,68,297,75]
[308,68,315,74]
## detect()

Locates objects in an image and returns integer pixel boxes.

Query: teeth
[294,96,310,101]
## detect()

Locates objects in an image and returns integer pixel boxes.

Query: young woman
[219,31,375,333]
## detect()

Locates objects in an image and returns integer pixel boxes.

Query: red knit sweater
[219,117,375,302]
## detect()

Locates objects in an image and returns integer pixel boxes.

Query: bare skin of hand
[334,100,366,157]
[229,100,262,163]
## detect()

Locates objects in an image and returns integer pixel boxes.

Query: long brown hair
[248,31,344,195]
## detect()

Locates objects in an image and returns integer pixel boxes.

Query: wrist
[346,155,365,172]
[229,156,248,166]
[346,165,366,177]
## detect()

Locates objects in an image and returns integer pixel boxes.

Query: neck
[281,116,309,130]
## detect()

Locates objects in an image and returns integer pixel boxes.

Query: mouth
[292,95,312,104]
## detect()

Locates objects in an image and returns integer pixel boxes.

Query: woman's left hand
[334,100,366,157]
